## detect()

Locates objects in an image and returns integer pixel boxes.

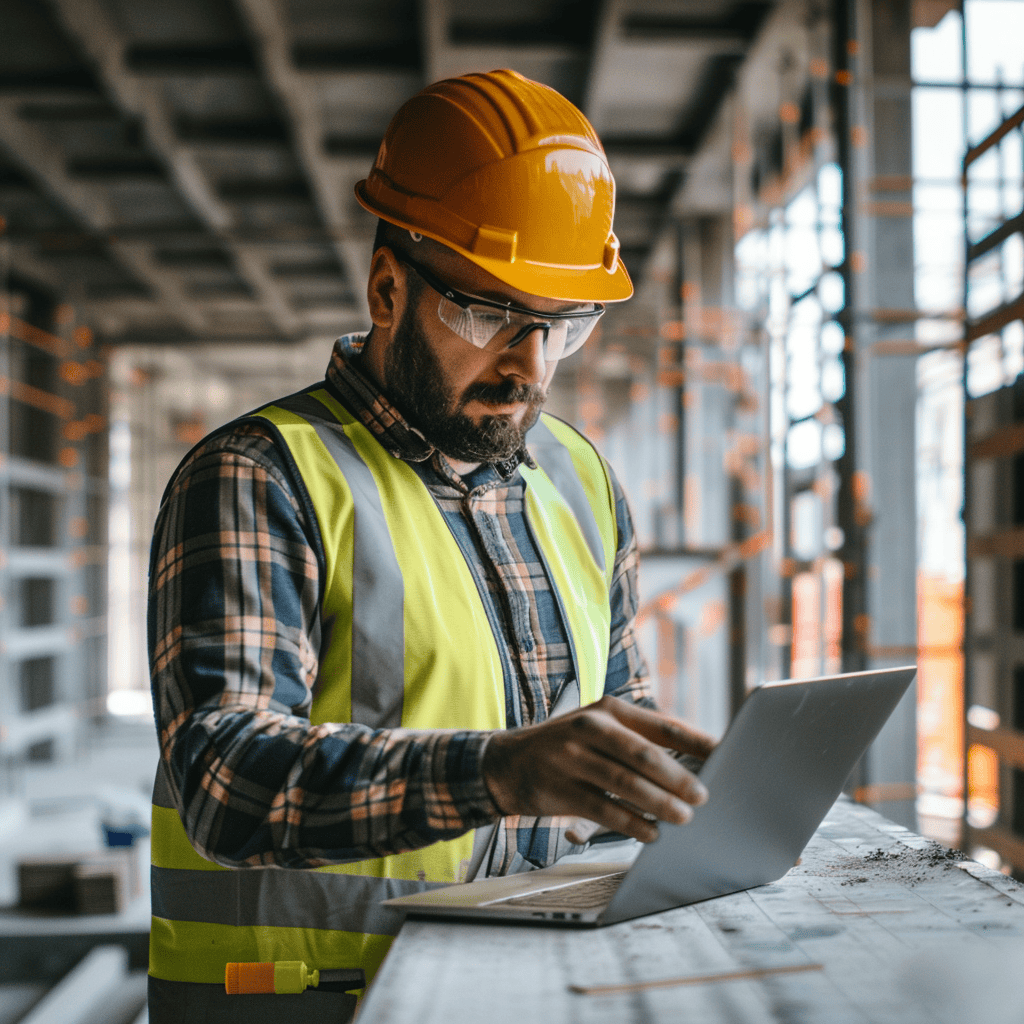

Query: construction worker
[147,69,715,1024]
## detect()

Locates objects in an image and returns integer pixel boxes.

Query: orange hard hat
[355,69,632,304]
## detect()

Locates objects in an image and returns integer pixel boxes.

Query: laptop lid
[599,666,917,923]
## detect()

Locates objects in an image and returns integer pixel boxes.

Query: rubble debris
[800,841,969,887]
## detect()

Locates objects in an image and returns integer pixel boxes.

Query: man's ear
[367,246,405,330]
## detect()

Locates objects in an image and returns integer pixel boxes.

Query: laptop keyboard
[495,871,628,910]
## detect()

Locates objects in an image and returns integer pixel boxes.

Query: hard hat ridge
[355,69,633,303]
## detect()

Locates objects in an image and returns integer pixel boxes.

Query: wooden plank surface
[356,799,1024,1024]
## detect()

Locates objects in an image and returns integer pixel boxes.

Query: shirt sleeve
[601,463,656,709]
[148,422,501,869]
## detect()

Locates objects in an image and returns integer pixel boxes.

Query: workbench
[356,798,1024,1024]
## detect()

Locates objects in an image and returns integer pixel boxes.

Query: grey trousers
[148,976,357,1024]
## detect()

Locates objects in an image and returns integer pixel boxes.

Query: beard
[381,302,547,463]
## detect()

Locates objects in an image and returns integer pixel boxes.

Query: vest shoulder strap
[527,413,617,578]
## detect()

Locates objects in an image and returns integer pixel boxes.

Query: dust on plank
[796,839,970,887]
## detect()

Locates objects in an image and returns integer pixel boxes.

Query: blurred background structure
[1,0,1024,1019]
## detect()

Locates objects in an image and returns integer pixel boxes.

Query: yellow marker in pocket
[225,961,364,995]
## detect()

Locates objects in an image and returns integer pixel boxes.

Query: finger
[565,817,601,844]
[598,697,718,759]
[571,715,709,807]
[670,749,710,775]
[569,745,700,825]
[566,783,661,843]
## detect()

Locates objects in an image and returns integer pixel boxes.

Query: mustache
[461,381,545,406]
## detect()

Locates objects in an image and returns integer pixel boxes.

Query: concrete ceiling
[0,0,779,346]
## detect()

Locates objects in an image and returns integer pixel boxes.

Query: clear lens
[436,296,599,361]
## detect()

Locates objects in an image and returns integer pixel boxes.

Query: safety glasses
[398,255,605,361]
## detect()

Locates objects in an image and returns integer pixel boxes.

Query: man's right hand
[481,695,716,844]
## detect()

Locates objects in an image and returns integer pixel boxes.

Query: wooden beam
[969,210,1024,263]
[964,101,1024,172]
[968,723,1024,772]
[967,528,1024,559]
[966,291,1024,344]
[970,824,1024,872]
[969,421,1024,461]
[869,338,962,356]
[869,307,964,323]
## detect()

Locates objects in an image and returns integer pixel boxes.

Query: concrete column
[844,0,920,828]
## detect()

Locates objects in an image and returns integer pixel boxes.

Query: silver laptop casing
[384,667,916,926]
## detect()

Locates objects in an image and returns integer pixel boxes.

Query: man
[147,69,715,1023]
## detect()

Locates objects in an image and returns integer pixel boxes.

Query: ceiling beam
[100,326,293,345]
[0,97,206,333]
[581,0,625,123]
[123,43,256,74]
[291,43,420,73]
[233,0,368,321]
[621,25,749,51]
[44,0,303,339]
[621,7,769,48]
[603,140,694,164]
[417,0,450,86]
[3,239,74,296]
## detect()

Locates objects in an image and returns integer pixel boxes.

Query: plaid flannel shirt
[149,334,653,873]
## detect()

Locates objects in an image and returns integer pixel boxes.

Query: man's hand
[482,695,717,844]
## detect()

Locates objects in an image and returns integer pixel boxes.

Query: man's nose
[497,324,549,385]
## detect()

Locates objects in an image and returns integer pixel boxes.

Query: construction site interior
[1,0,1024,1021]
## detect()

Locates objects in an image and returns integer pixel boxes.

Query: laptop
[383,666,916,926]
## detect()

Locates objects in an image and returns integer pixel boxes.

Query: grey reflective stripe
[526,418,606,574]
[153,761,176,810]
[269,392,406,730]
[151,864,437,937]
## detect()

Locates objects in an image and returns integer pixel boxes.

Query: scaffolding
[962,98,1024,874]
[0,224,110,792]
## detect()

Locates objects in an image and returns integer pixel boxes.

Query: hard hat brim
[355,181,634,305]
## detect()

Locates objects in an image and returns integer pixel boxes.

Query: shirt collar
[324,332,536,480]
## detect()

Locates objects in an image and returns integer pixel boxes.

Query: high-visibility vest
[149,387,618,986]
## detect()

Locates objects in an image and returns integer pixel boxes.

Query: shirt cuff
[422,729,505,833]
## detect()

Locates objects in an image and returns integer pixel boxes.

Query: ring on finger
[604,790,656,822]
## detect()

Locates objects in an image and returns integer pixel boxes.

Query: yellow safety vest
[149,387,618,987]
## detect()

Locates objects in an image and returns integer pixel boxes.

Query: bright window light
[787,420,822,469]
[821,320,845,355]
[107,689,152,717]
[817,272,845,314]
[821,423,846,462]
[966,704,999,730]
